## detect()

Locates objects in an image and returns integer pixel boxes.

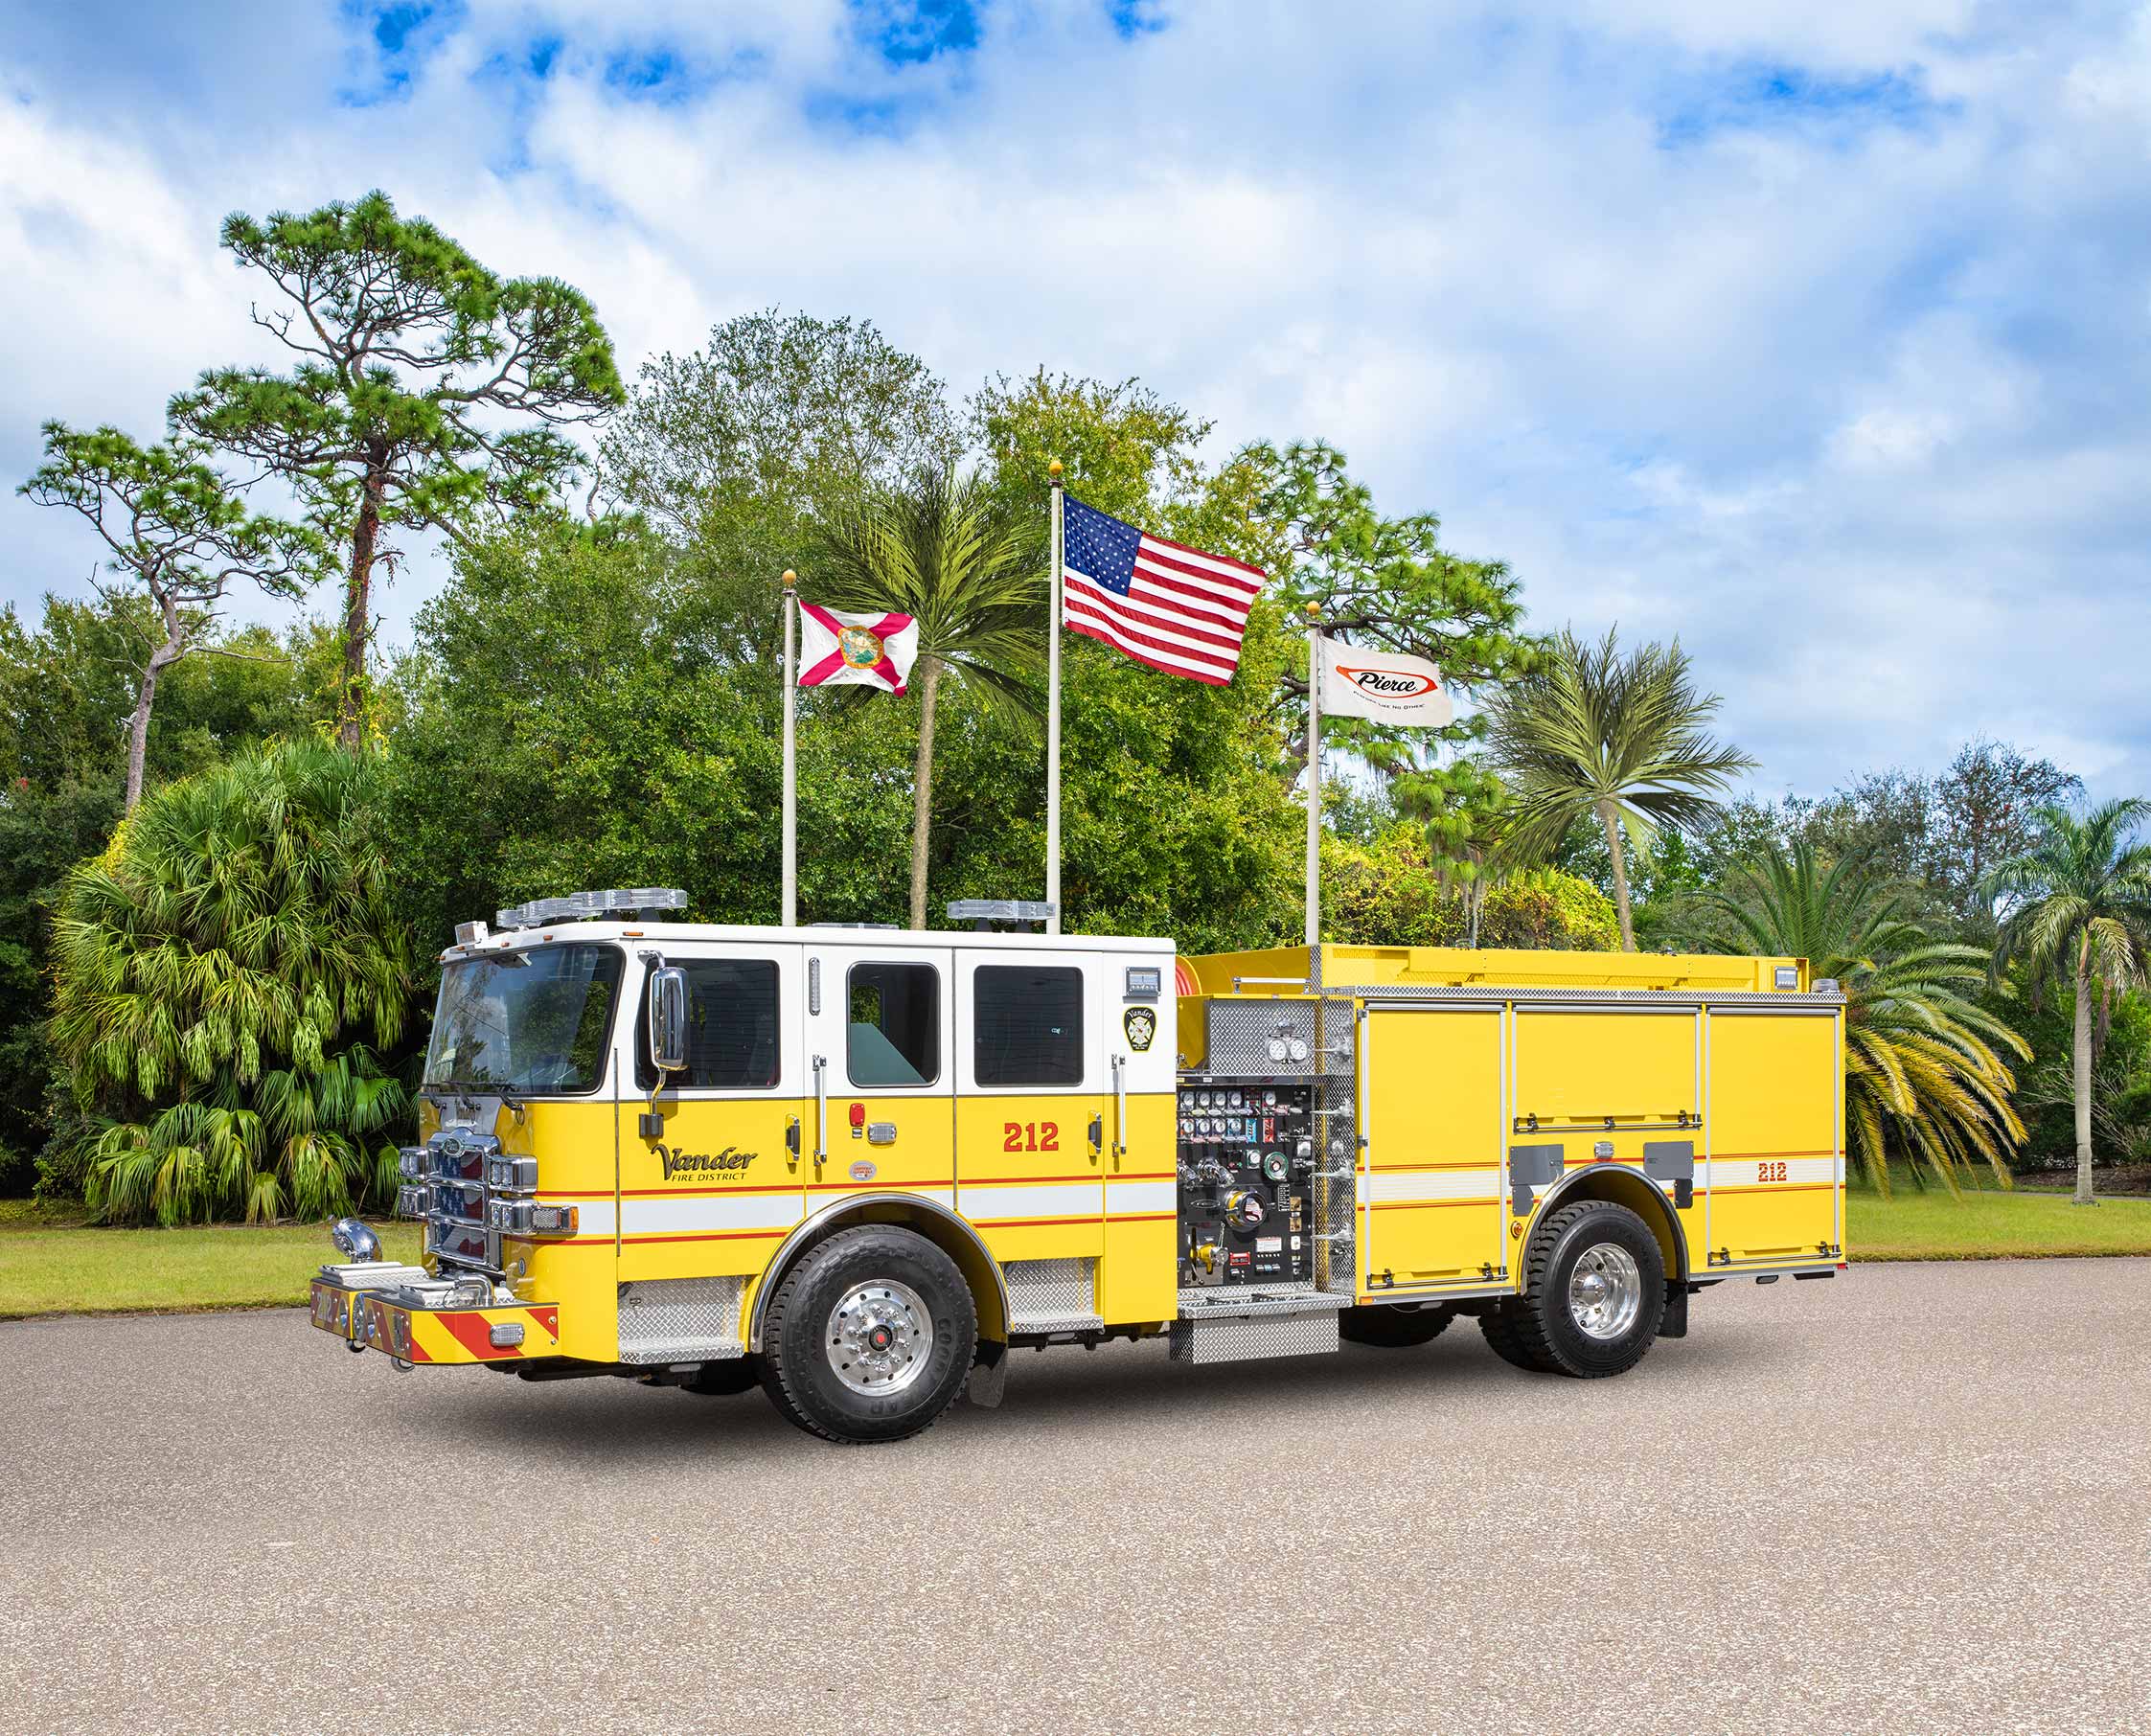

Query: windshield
[423,944,624,1095]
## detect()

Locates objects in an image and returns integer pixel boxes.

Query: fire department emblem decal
[837,625,884,668]
[1123,1006,1156,1052]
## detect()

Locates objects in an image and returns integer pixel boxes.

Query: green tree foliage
[171,190,625,747]
[601,310,958,654]
[812,468,1044,928]
[1691,840,2027,1195]
[19,423,320,809]
[48,742,414,1223]
[1486,627,1756,950]
[0,598,334,1193]
[1986,801,2151,1204]
[1319,828,1618,950]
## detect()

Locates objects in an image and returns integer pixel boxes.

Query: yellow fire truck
[312,888,1846,1444]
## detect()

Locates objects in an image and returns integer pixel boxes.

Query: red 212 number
[1002,1121,1060,1154]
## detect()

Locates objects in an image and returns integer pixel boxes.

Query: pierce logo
[656,1144,758,1181]
[1337,665,1440,698]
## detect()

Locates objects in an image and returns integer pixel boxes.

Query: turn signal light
[485,1200,579,1238]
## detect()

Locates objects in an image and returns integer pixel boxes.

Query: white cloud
[1,0,2147,805]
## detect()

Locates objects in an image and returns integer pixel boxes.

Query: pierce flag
[1316,637,1454,728]
[797,605,919,695]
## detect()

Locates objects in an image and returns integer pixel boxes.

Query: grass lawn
[0,1203,420,1319]
[1849,1179,2151,1261]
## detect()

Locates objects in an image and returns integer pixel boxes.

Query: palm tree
[812,468,1044,928]
[1985,800,2151,1205]
[1691,840,2027,1195]
[1484,627,1754,950]
[49,740,414,1223]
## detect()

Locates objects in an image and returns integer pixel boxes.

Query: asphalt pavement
[3,1259,2146,1736]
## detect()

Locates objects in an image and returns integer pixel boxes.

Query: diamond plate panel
[1206,999,1318,1075]
[1168,1309,1339,1364]
[1005,1257,1100,1330]
[617,1276,744,1363]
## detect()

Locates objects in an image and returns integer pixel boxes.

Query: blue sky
[2,0,2147,801]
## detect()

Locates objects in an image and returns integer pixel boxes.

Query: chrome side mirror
[648,964,689,1076]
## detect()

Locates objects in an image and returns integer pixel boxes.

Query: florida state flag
[797,605,920,695]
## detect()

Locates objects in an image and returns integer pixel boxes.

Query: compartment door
[1362,1007,1508,1292]
[1705,1010,1842,1268]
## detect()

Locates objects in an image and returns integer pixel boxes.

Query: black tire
[1339,1304,1453,1348]
[1478,1303,1556,1371]
[1485,1199,1666,1379]
[759,1225,977,1444]
[682,1357,762,1396]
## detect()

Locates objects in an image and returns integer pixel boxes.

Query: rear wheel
[1339,1304,1453,1348]
[759,1225,977,1444]
[1480,1200,1666,1379]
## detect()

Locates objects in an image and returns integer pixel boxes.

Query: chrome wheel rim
[826,1279,933,1396]
[1567,1244,1642,1340]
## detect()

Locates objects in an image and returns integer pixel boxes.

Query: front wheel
[759,1225,977,1444]
[1484,1199,1666,1379]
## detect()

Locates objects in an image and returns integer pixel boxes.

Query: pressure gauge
[1287,1037,1309,1063]
[1263,1089,1277,1107]
[1267,1037,1289,1062]
[1228,1090,1244,1108]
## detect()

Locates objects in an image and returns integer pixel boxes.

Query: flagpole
[781,569,797,929]
[1304,602,1321,950]
[1046,459,1064,936]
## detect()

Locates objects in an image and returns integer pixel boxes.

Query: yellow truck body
[311,905,1844,1442]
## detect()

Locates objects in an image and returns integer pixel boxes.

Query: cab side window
[973,966,1084,1085]
[635,959,780,1089]
[848,962,940,1087]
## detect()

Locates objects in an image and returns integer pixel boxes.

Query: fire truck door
[954,948,1108,1267]
[1361,1007,1509,1292]
[619,945,808,1283]
[804,944,957,1217]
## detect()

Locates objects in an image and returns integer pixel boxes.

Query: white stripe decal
[621,1193,802,1237]
[956,1182,1100,1221]
[1709,1156,1838,1188]
[1368,1168,1503,1204]
[1104,1178,1175,1216]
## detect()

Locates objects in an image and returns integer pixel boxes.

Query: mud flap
[963,1339,1009,1409]
[1658,1282,1689,1339]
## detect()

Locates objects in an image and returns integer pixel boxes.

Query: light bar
[494,887,688,931]
[947,898,1055,930]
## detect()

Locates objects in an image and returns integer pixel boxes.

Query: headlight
[484,1155,538,1192]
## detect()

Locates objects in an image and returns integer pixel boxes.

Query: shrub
[49,741,416,1223]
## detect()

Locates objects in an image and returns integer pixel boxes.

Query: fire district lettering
[657,1144,758,1181]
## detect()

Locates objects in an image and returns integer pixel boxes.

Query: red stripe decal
[439,1312,518,1359]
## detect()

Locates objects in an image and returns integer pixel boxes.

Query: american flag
[1061,493,1265,685]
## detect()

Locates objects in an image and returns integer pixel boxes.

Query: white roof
[443,920,1175,964]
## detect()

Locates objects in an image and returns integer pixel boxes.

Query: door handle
[1110,1054,1127,1162]
[811,1055,828,1172]
[1087,1113,1104,1156]
[786,1116,801,1167]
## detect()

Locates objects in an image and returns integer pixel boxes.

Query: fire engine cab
[311,888,1847,1444]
